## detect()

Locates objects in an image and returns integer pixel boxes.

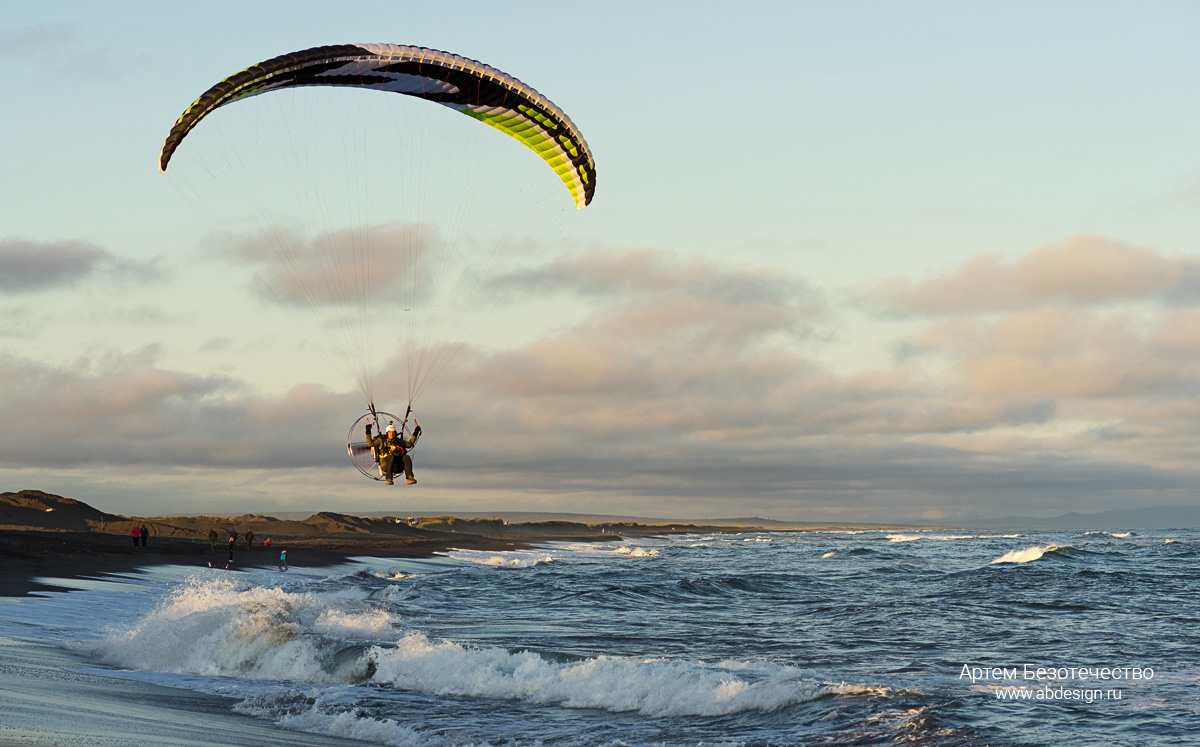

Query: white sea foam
[447,550,558,568]
[373,571,414,580]
[447,541,659,568]
[989,545,1065,564]
[822,551,836,558]
[368,632,838,717]
[235,689,435,747]
[886,534,975,542]
[92,576,384,682]
[314,608,396,638]
[611,545,660,557]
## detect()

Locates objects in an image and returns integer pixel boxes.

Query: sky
[2,1,1199,522]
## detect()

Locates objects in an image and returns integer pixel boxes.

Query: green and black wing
[158,43,596,209]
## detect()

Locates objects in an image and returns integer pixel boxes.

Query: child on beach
[279,549,288,572]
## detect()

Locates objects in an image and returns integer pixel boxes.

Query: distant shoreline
[1,489,776,598]
[3,488,805,598]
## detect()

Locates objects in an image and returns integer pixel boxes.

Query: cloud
[0,306,48,337]
[279,245,1200,516]
[0,237,163,293]
[6,240,1200,521]
[0,238,108,292]
[395,249,1066,508]
[862,237,1200,484]
[198,337,233,353]
[468,242,1200,517]
[869,234,1200,315]
[0,345,358,470]
[213,222,446,308]
[0,23,78,58]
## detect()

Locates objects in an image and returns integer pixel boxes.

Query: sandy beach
[0,489,764,747]
[0,634,383,747]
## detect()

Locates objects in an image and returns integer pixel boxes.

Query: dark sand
[0,635,383,747]
[0,529,543,599]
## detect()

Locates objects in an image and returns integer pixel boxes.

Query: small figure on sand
[264,537,272,549]
[139,523,150,548]
[245,529,255,550]
[131,524,140,547]
[228,532,236,561]
[208,528,219,552]
[279,549,288,572]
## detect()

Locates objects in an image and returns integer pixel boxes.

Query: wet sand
[0,635,378,747]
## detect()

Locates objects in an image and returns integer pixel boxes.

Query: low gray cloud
[383,244,1200,520]
[6,242,1200,522]
[213,222,445,308]
[0,238,109,292]
[868,234,1200,316]
[0,238,164,293]
[0,345,358,470]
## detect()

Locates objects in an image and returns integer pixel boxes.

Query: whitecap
[989,545,1065,564]
[887,534,975,542]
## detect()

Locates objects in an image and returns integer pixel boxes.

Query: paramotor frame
[346,409,414,481]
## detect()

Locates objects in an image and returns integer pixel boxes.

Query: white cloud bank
[4,235,1200,521]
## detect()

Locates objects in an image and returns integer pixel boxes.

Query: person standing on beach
[208,529,219,552]
[228,533,235,561]
[245,530,254,550]
[131,524,140,547]
[279,549,287,571]
[139,524,150,548]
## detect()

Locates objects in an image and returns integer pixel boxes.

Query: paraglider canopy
[159,43,595,208]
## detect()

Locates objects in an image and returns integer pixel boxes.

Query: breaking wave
[989,545,1077,564]
[91,576,861,720]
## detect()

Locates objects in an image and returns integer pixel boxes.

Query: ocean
[1,528,1197,746]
